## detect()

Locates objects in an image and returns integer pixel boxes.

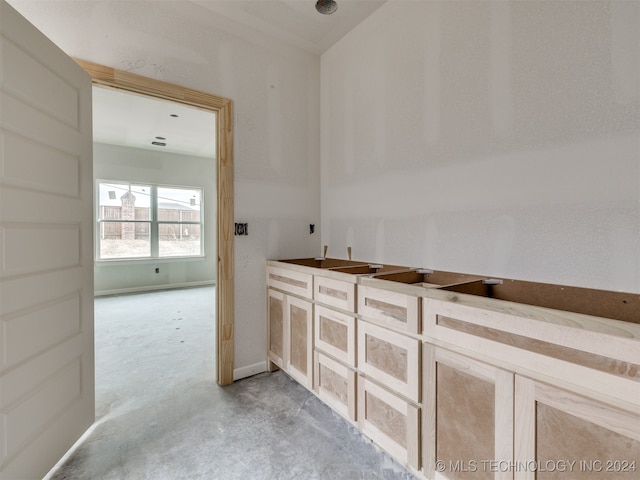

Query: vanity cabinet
[266,265,314,389]
[267,258,639,480]
[312,277,359,425]
[266,287,313,388]
[357,282,423,471]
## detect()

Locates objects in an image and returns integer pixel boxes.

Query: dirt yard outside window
[100,239,201,259]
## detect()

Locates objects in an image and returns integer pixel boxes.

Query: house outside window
[97,182,203,260]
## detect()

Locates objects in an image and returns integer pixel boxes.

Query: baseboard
[94,280,215,297]
[233,361,267,381]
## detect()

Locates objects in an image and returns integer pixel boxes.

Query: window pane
[99,221,151,258]
[159,223,201,257]
[157,187,201,222]
[99,183,151,221]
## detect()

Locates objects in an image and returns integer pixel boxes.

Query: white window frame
[96,180,204,261]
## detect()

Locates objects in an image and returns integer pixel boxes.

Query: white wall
[9,1,321,376]
[321,0,640,293]
[93,143,216,295]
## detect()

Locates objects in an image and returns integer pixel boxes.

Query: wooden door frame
[74,59,234,385]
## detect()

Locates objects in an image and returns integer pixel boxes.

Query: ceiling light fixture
[316,0,337,15]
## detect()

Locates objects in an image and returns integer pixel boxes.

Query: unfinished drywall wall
[93,143,216,295]
[321,0,640,293]
[9,0,321,378]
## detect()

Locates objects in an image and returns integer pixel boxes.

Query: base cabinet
[424,345,513,480]
[268,259,639,480]
[267,287,313,389]
[514,376,640,480]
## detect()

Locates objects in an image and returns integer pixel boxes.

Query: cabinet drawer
[358,321,421,403]
[358,285,420,334]
[315,352,356,422]
[358,376,420,470]
[267,266,313,298]
[314,275,356,312]
[314,305,356,367]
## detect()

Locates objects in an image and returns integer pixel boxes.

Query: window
[97,182,203,260]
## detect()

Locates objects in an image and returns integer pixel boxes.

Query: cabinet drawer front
[358,321,420,403]
[286,296,313,389]
[314,276,356,312]
[358,376,420,470]
[267,289,286,369]
[315,352,356,422]
[267,266,313,298]
[358,285,420,333]
[314,305,356,367]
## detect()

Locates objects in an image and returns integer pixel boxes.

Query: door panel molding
[1,2,95,477]
[74,59,235,385]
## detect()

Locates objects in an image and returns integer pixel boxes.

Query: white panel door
[0,2,94,479]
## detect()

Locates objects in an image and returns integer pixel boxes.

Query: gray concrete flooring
[48,287,416,480]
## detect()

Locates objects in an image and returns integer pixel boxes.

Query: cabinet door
[358,321,421,403]
[424,345,514,480]
[515,376,640,480]
[315,305,356,367]
[286,296,313,389]
[267,288,286,370]
[358,375,420,470]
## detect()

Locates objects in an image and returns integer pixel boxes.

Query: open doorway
[92,86,217,293]
[76,59,235,386]
[91,85,218,418]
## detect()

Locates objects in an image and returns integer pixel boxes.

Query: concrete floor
[48,287,416,480]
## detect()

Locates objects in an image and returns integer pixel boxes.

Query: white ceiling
[192,0,388,55]
[92,0,388,157]
[93,86,217,158]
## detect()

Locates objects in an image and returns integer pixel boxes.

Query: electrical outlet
[309,224,315,234]
[235,223,248,236]
[155,267,160,274]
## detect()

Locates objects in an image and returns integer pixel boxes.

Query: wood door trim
[75,59,234,385]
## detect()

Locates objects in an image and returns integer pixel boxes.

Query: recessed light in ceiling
[152,141,167,147]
